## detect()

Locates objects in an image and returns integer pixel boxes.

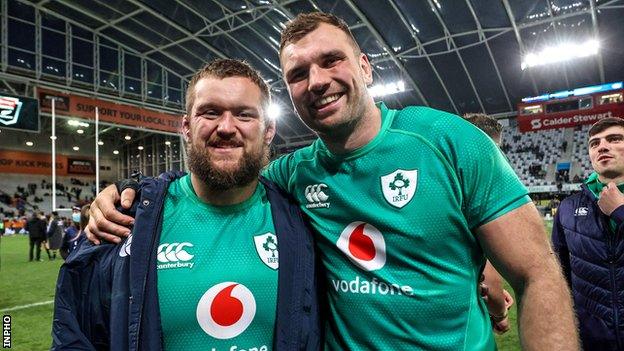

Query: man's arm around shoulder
[477,202,579,350]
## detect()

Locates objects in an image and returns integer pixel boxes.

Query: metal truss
[56,0,201,72]
[545,0,571,88]
[589,0,606,83]
[174,0,281,77]
[5,0,621,142]
[426,0,485,113]
[385,0,457,112]
[0,70,183,115]
[16,0,190,101]
[465,0,513,112]
[170,0,300,138]
[502,0,538,95]
[1,0,7,72]
[342,0,431,109]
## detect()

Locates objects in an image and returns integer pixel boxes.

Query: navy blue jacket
[552,184,624,350]
[51,172,321,351]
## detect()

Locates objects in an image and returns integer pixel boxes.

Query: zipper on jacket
[606,216,622,350]
[609,260,622,349]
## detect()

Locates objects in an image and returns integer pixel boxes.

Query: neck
[190,173,258,206]
[598,174,624,186]
[320,101,381,154]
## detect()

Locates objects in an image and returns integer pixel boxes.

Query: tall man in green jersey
[87,12,579,350]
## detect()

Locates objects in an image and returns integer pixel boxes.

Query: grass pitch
[0,235,62,351]
[1,225,557,350]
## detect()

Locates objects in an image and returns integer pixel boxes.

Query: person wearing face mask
[60,206,86,260]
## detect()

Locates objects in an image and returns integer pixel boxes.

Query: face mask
[72,213,81,223]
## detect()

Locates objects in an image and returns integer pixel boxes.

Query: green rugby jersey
[158,175,278,351]
[263,103,529,350]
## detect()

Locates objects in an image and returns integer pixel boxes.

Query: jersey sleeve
[262,153,295,192]
[427,111,530,229]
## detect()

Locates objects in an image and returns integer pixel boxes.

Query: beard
[187,140,268,191]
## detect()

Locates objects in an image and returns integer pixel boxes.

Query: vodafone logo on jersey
[196,282,256,339]
[336,221,386,271]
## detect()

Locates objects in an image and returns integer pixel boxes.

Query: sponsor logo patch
[196,282,256,339]
[304,183,330,209]
[574,207,588,216]
[118,235,132,257]
[336,221,386,271]
[157,242,195,269]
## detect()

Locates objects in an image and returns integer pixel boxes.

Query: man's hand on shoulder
[86,183,137,245]
[598,182,624,216]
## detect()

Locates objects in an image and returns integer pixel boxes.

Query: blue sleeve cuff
[610,205,624,225]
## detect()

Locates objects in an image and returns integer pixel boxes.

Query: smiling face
[183,76,275,190]
[588,125,624,181]
[280,23,373,138]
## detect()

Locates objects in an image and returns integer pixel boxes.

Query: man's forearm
[516,258,579,350]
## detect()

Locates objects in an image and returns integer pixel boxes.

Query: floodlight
[369,80,406,98]
[267,103,281,119]
[521,39,600,70]
[67,120,89,128]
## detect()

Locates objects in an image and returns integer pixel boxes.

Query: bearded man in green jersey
[53,59,320,351]
[87,12,579,350]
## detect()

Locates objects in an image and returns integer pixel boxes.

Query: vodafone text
[210,345,267,351]
[331,275,414,296]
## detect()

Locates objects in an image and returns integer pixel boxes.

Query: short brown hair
[279,12,360,54]
[463,113,502,139]
[588,117,624,137]
[185,59,270,116]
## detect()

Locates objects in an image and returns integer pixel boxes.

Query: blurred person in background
[25,211,47,262]
[60,206,88,259]
[46,211,64,260]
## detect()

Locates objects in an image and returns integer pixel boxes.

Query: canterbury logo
[574,207,588,216]
[304,184,330,208]
[157,242,194,263]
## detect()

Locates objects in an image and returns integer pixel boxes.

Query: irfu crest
[380,169,417,208]
[253,232,279,270]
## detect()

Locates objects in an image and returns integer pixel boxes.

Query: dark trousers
[29,237,44,261]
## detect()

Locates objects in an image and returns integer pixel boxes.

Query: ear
[264,118,277,146]
[359,53,373,86]
[182,115,191,143]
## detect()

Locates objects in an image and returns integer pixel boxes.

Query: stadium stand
[500,126,592,190]
[0,174,101,213]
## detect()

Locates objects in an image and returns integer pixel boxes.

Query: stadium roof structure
[2,0,624,148]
